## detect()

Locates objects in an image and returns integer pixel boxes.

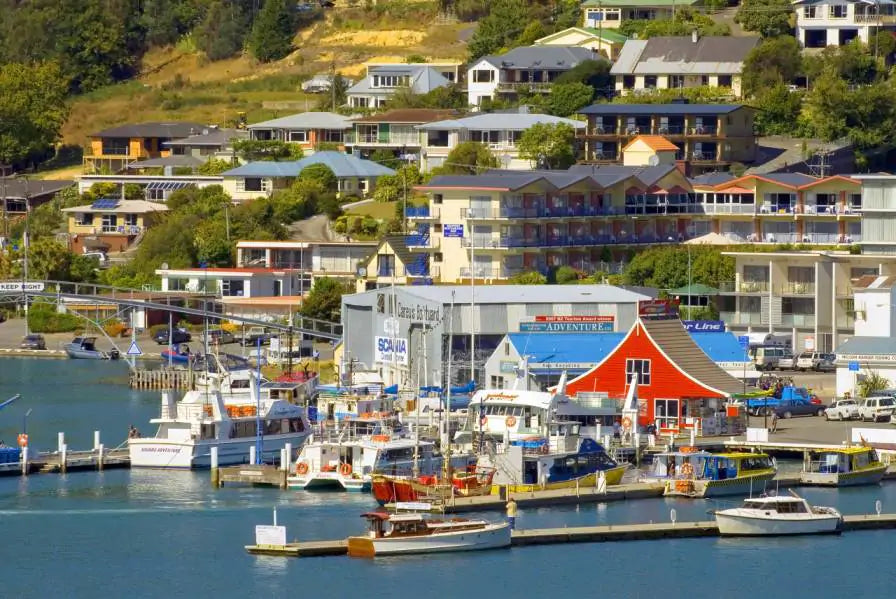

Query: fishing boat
[288,412,473,492]
[799,446,887,487]
[64,336,119,360]
[714,491,842,536]
[347,510,511,557]
[663,452,777,498]
[639,447,713,484]
[128,373,310,468]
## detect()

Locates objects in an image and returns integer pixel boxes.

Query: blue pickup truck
[744,386,815,416]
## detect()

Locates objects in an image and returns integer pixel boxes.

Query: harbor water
[1,358,895,598]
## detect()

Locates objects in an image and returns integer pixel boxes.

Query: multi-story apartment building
[792,0,895,47]
[577,103,757,173]
[611,34,759,98]
[466,46,599,108]
[853,174,896,254]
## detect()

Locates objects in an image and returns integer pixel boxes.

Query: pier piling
[249,446,256,465]
[21,446,28,476]
[60,444,67,474]
[284,443,293,473]
[58,432,65,453]
[94,431,101,450]
[97,444,104,471]
[211,447,220,487]
[129,369,194,390]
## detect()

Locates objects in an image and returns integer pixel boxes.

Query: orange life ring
[339,463,352,476]
[505,415,517,427]
[17,433,28,447]
[680,462,695,477]
[296,462,309,475]
[621,417,632,430]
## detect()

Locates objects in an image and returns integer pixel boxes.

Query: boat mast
[254,339,263,465]
[443,291,455,479]
[413,326,427,477]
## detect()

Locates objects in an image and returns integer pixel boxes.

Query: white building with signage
[834,275,896,396]
[341,284,654,387]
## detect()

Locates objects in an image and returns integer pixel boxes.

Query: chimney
[692,30,699,43]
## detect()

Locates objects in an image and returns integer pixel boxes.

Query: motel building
[555,301,748,435]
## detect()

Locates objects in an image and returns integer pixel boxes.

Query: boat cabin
[702,453,773,481]
[806,447,880,474]
[645,449,712,479]
[73,337,98,351]
[360,512,484,539]
[742,497,809,514]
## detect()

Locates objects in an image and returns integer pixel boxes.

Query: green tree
[467,0,529,60]
[432,142,499,175]
[620,9,731,38]
[0,61,69,167]
[548,82,595,117]
[754,84,802,136]
[554,265,580,284]
[509,271,547,284]
[554,59,612,93]
[735,0,793,38]
[141,0,204,47]
[248,0,296,63]
[298,164,337,193]
[198,158,236,175]
[857,370,891,398]
[742,36,802,96]
[515,20,547,46]
[372,164,424,203]
[300,277,349,322]
[800,72,850,141]
[196,0,252,61]
[233,139,303,162]
[518,122,577,169]
[623,247,733,289]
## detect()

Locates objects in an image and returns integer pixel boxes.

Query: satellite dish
[648,155,660,166]
[161,262,169,270]
[356,266,367,277]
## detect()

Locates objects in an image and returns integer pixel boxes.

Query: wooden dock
[244,513,896,558]
[130,368,194,390]
[215,464,288,489]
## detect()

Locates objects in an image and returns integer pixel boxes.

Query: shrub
[27,303,82,333]
[103,320,129,338]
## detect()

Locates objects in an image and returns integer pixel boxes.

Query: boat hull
[128,433,309,468]
[799,464,887,487]
[715,511,842,536]
[371,468,495,505]
[347,522,511,557]
[665,471,776,498]
[495,465,628,494]
[65,348,107,359]
[288,472,369,492]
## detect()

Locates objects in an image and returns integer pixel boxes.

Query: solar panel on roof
[91,199,119,210]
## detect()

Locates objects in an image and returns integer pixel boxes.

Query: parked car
[237,326,273,347]
[796,352,825,371]
[773,399,825,419]
[200,328,235,346]
[825,399,859,421]
[858,396,896,422]
[815,353,836,372]
[751,346,786,371]
[153,327,192,345]
[20,334,46,350]
[777,351,796,370]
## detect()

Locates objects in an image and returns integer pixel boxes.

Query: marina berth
[128,372,310,468]
[663,452,776,498]
[714,492,842,536]
[799,446,887,487]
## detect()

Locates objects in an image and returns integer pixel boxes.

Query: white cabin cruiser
[129,375,310,468]
[714,491,842,536]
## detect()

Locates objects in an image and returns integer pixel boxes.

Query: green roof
[581,27,630,43]
[583,0,701,6]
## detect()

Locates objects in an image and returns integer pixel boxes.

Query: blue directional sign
[738,335,750,351]
[126,340,143,356]
[443,224,464,238]
[848,361,860,372]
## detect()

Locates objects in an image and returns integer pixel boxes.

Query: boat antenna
[444,290,455,481]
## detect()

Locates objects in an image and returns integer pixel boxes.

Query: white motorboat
[129,374,310,468]
[347,511,511,557]
[288,412,473,492]
[714,492,842,536]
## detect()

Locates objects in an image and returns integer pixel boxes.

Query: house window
[5,199,26,213]
[325,129,344,142]
[434,252,443,262]
[221,279,245,297]
[124,214,138,227]
[101,138,129,155]
[241,178,267,192]
[655,398,679,428]
[470,130,499,144]
[669,75,684,89]
[433,194,443,204]
[829,4,847,17]
[644,75,658,89]
[701,75,710,86]
[805,5,817,17]
[507,130,522,146]
[377,254,395,277]
[623,75,635,89]
[472,69,495,83]
[372,75,410,88]
[718,75,732,87]
[625,358,651,385]
[288,130,308,143]
[101,214,119,233]
[76,212,93,226]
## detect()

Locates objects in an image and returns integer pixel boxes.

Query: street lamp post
[21,175,30,337]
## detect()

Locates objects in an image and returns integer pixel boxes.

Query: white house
[467,46,599,109]
[416,110,586,171]
[236,239,378,291]
[155,267,302,298]
[247,112,354,153]
[792,0,895,47]
[346,64,454,109]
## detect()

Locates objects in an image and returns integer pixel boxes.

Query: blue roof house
[221,151,395,201]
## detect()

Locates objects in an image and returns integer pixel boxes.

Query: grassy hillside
[62,5,469,150]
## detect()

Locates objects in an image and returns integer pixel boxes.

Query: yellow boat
[799,446,887,487]
[664,452,776,498]
[492,464,628,494]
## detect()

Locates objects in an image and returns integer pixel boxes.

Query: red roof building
[564,305,744,433]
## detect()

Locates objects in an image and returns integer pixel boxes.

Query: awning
[145,181,193,192]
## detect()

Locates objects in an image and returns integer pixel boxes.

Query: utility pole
[330,61,337,112]
[21,174,30,337]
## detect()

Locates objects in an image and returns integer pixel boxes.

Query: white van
[747,333,792,349]
[750,346,787,371]
[82,252,109,267]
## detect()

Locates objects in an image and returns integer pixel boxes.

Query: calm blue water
[1,358,896,598]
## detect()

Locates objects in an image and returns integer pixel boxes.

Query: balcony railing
[778,282,815,295]
[653,125,685,135]
[351,133,420,145]
[406,234,438,248]
[459,266,501,278]
[704,204,757,215]
[589,152,619,161]
[461,205,627,219]
[689,152,718,162]
[737,281,770,293]
[99,225,142,235]
[690,126,717,135]
[855,13,896,23]
[496,81,553,92]
[780,313,816,327]
[462,233,690,249]
[583,126,618,135]
[720,311,764,326]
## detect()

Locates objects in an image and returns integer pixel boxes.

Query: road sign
[443,224,464,238]
[848,361,860,372]
[126,340,143,356]
[0,282,45,292]
[738,335,750,351]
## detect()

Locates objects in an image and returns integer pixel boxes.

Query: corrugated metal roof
[352,109,460,124]
[347,66,450,96]
[481,46,600,70]
[690,172,735,186]
[583,0,699,5]
[387,284,653,305]
[579,104,745,116]
[611,36,759,76]
[417,113,585,131]
[90,122,206,139]
[0,178,74,200]
[691,332,748,363]
[163,128,248,146]
[222,151,395,178]
[641,319,746,395]
[248,112,354,130]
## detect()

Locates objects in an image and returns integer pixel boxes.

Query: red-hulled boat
[371,467,496,505]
